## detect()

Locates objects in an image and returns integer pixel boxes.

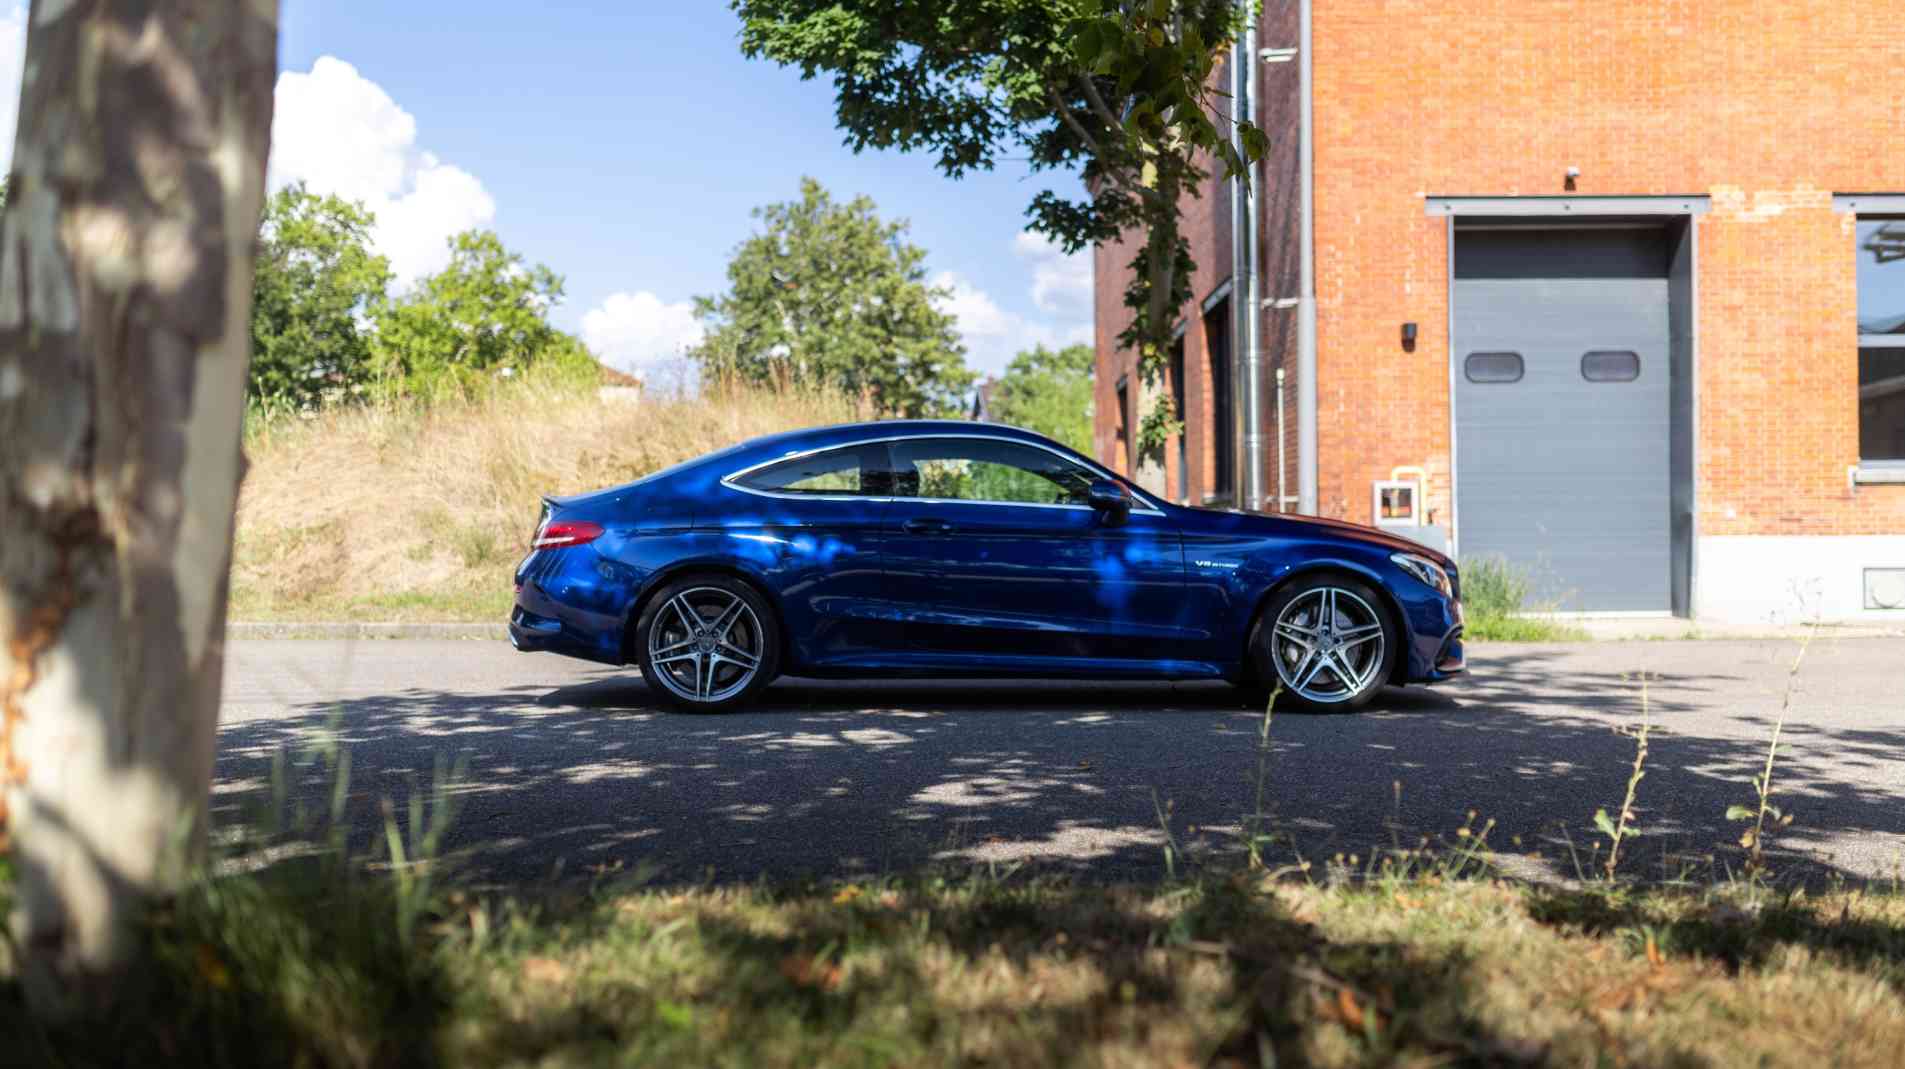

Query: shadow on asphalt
[213,647,1901,890]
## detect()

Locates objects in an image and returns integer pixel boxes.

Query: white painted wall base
[1695,535,1905,625]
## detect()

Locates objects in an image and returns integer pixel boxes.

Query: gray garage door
[1454,226,1672,612]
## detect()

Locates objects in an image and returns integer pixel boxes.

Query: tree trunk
[0,0,278,1016]
[1131,165,1183,495]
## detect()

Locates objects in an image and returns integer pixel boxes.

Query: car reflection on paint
[510,420,1464,713]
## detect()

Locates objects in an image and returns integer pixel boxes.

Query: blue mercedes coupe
[510,421,1465,713]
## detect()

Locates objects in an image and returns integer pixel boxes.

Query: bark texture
[0,0,278,1014]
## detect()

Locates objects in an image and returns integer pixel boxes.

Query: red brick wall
[1092,99,1237,504]
[1312,0,1905,538]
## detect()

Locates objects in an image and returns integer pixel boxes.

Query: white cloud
[933,271,1014,338]
[0,4,24,175]
[1013,231,1093,316]
[933,270,1092,379]
[269,57,495,286]
[581,291,705,375]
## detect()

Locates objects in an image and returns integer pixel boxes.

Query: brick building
[1094,0,1905,624]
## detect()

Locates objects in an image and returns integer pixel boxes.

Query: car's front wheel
[1248,574,1399,713]
[634,575,780,713]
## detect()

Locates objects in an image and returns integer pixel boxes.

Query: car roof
[735,419,1064,456]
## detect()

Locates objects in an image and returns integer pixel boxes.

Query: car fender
[619,548,792,660]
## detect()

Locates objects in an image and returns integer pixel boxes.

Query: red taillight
[531,520,603,550]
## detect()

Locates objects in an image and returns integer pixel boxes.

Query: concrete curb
[227,622,505,641]
[1563,619,1905,642]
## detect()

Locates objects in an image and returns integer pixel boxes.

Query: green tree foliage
[372,230,594,398]
[733,0,1265,454]
[248,183,393,409]
[987,343,1096,452]
[693,178,973,417]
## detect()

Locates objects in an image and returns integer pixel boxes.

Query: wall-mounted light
[1401,322,1418,352]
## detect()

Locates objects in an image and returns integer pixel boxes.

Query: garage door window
[1464,351,1524,383]
[1581,350,1640,383]
[1859,217,1905,463]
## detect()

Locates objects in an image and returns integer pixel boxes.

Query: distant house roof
[969,378,997,422]
[597,362,645,388]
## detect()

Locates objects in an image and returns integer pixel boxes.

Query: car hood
[1173,506,1454,568]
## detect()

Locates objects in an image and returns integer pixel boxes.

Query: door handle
[902,518,952,535]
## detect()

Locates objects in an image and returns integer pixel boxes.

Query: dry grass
[12,865,1903,1069]
[231,374,865,622]
[451,877,1905,1068]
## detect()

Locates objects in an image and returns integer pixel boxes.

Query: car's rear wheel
[1248,575,1398,713]
[635,575,780,713]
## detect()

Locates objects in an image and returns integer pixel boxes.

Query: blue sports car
[510,421,1465,713]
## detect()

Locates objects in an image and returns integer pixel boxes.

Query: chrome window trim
[720,432,1169,516]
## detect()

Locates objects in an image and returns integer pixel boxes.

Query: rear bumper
[508,578,626,665]
[507,604,565,651]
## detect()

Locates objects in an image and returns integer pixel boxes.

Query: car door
[713,441,896,667]
[879,435,1188,665]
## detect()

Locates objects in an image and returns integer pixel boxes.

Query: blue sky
[0,3,1090,379]
[266,1,1093,378]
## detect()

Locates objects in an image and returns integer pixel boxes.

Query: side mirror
[1086,479,1130,522]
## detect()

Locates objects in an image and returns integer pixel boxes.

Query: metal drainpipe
[1228,33,1250,511]
[1296,0,1319,515]
[1276,366,1287,508]
[1240,2,1265,513]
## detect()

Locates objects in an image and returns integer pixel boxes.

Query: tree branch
[1078,74,1127,134]
[1047,85,1161,206]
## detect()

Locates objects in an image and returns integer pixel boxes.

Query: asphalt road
[217,636,1905,887]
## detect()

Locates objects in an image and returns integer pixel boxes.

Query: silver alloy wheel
[1269,586,1387,705]
[647,586,764,704]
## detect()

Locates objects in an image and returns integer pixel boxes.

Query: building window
[1581,350,1641,383]
[1464,351,1524,384]
[1168,338,1187,498]
[1205,300,1234,499]
[1859,217,1905,463]
[1115,376,1132,474]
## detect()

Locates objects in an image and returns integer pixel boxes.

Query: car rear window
[733,444,885,496]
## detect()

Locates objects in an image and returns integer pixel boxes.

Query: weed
[1595,673,1653,878]
[1457,554,1588,642]
[1243,686,1281,869]
[1728,621,1818,878]
[1150,788,1182,880]
[450,523,501,569]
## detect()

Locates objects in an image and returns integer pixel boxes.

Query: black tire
[633,574,781,713]
[1245,573,1400,714]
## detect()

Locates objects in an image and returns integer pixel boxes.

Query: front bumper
[1403,594,1466,683]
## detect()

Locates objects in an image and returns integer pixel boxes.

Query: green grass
[1460,555,1589,642]
[227,585,514,624]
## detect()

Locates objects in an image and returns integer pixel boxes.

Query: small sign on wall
[1372,478,1422,529]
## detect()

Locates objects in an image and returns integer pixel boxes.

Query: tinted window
[1581,350,1641,382]
[1859,218,1905,462]
[1858,219,1905,338]
[735,444,886,496]
[1206,299,1234,496]
[1863,347,1905,461]
[891,437,1098,505]
[1464,352,1524,383]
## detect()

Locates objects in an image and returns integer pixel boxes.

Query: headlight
[1391,552,1452,596]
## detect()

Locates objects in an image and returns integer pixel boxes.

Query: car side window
[890,437,1099,506]
[733,444,888,496]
